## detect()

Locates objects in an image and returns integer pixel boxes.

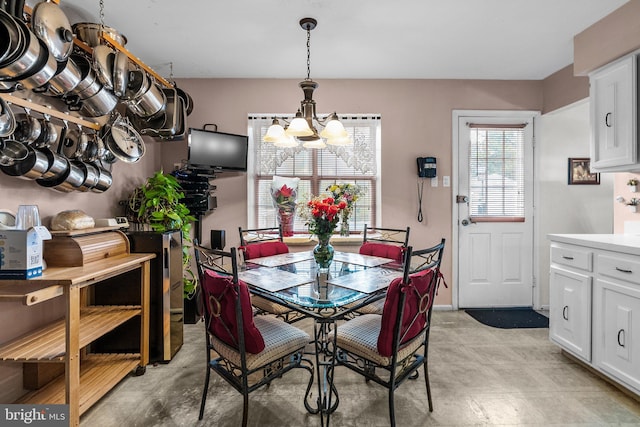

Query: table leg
[312,319,339,427]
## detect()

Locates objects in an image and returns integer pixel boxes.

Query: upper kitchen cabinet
[589,53,639,172]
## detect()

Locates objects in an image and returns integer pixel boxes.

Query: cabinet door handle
[562,305,569,320]
[605,112,612,127]
[562,256,574,260]
[618,329,626,347]
[615,267,633,274]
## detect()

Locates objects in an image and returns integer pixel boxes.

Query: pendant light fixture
[263,18,351,148]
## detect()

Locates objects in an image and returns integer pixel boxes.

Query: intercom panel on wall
[417,157,437,178]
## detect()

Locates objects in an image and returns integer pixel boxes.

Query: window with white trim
[247,114,381,233]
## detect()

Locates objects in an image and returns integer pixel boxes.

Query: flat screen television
[187,128,248,172]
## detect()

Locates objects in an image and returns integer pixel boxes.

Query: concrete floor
[81,310,640,426]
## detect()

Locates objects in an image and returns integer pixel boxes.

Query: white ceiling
[56,0,628,81]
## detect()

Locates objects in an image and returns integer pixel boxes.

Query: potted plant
[126,171,198,300]
[628,178,638,192]
[626,198,640,212]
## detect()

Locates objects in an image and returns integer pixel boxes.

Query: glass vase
[313,233,334,271]
[277,207,295,237]
[339,219,350,237]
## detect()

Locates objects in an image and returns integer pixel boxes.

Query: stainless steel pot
[47,56,81,96]
[112,50,128,98]
[0,9,23,68]
[0,17,39,79]
[0,144,49,179]
[80,85,118,117]
[70,53,101,100]
[91,162,112,193]
[36,157,83,192]
[0,138,28,166]
[17,38,57,90]
[0,96,15,137]
[31,0,73,62]
[39,146,66,179]
[72,160,97,192]
[72,22,127,47]
[13,109,41,144]
[33,114,57,148]
[125,77,165,118]
[92,45,114,90]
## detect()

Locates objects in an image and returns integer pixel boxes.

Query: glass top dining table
[238,250,401,426]
[239,250,402,318]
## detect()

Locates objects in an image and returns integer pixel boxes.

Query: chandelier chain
[99,0,105,28]
[306,27,311,80]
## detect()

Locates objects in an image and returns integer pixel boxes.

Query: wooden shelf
[0,93,101,130]
[0,306,140,362]
[15,353,140,415]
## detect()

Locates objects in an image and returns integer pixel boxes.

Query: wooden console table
[0,253,155,427]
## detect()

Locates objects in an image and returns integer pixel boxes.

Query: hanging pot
[39,145,66,179]
[0,144,49,179]
[103,117,145,163]
[0,138,28,166]
[125,76,165,118]
[79,85,118,117]
[69,53,101,100]
[47,56,81,96]
[36,157,83,192]
[17,37,57,90]
[0,96,16,137]
[33,114,57,148]
[0,17,39,80]
[0,9,23,68]
[92,44,114,90]
[31,0,73,62]
[174,85,194,116]
[112,50,129,98]
[13,109,41,144]
[72,22,127,47]
[91,162,112,193]
[72,160,98,192]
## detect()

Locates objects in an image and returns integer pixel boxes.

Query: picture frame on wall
[568,157,600,185]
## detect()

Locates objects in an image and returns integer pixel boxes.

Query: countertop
[548,234,640,256]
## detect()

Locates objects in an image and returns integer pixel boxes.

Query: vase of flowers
[327,183,362,236]
[298,195,348,271]
[271,176,300,237]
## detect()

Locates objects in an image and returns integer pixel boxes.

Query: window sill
[284,235,364,246]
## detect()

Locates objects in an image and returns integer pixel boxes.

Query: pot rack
[0,93,101,130]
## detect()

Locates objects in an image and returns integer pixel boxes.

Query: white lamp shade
[326,135,352,146]
[302,137,326,149]
[273,135,299,147]
[285,117,314,136]
[319,118,348,139]
[263,123,286,142]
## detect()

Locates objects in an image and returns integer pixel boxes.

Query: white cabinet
[549,244,593,361]
[548,235,640,397]
[589,54,638,172]
[593,252,640,392]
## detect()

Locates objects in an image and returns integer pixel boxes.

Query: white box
[0,226,52,279]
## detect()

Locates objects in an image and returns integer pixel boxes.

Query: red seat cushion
[359,242,404,263]
[377,268,436,357]
[201,269,265,354]
[242,241,289,260]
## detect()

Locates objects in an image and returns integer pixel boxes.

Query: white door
[456,113,535,308]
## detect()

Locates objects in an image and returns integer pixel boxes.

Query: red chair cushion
[201,269,265,354]
[377,268,436,357]
[359,242,404,263]
[242,241,289,260]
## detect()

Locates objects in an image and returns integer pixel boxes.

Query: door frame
[451,109,541,310]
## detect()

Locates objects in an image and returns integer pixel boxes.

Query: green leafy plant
[626,198,640,206]
[127,171,198,298]
[628,178,638,186]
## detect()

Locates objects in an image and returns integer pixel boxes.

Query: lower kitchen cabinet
[549,266,592,362]
[594,277,640,392]
[548,234,640,398]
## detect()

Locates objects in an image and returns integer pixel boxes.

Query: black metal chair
[355,225,411,315]
[334,239,446,427]
[194,242,314,426]
[238,226,302,322]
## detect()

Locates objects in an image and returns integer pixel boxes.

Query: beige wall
[542,65,589,114]
[574,0,640,76]
[161,78,544,306]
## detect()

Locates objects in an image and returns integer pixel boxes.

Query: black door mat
[464,307,549,329]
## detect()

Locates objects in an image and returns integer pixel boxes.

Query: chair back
[377,239,445,358]
[238,226,289,260]
[194,243,266,358]
[360,225,411,264]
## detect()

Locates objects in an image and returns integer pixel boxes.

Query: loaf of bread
[50,210,95,231]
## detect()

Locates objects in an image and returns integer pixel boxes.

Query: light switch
[443,176,450,187]
[431,176,438,187]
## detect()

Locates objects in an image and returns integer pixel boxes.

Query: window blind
[467,124,526,220]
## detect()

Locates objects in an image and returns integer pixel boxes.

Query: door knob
[461,219,470,226]
[456,195,469,203]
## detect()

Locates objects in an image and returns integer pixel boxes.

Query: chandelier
[263,18,351,149]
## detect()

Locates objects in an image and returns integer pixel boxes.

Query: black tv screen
[187,128,248,172]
